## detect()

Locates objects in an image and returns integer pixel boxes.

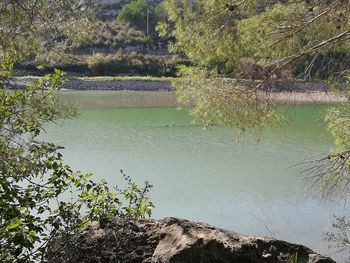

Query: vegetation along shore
[2,0,350,262]
[15,76,348,104]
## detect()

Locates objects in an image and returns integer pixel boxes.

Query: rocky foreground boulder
[48,217,335,263]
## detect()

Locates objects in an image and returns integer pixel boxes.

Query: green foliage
[0,71,154,262]
[19,51,180,77]
[161,1,287,132]
[161,0,238,73]
[160,0,350,135]
[1,2,155,262]
[118,0,149,28]
[287,252,298,263]
[15,17,181,77]
[11,3,174,77]
[85,51,178,76]
[0,0,94,59]
[162,2,350,257]
[27,20,150,72]
[34,53,86,73]
[326,105,350,150]
[71,20,149,51]
[325,216,350,258]
[236,2,350,66]
[162,0,350,77]
[175,67,281,134]
[118,0,167,36]
[307,89,350,202]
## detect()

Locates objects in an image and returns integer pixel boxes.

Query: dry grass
[263,91,347,104]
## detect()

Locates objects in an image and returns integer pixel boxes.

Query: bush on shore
[17,50,181,77]
[71,20,149,53]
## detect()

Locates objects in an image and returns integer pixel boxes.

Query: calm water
[42,90,348,261]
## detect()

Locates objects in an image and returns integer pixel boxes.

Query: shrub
[0,69,154,261]
[72,20,149,53]
[16,47,181,77]
[85,51,179,76]
[118,0,167,37]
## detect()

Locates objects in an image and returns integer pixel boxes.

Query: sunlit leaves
[0,72,154,262]
[236,1,350,67]
[161,0,238,72]
[0,0,95,61]
[325,216,350,256]
[162,0,350,76]
[175,67,281,134]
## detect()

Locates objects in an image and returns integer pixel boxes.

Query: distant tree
[118,0,167,37]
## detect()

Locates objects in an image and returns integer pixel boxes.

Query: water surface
[42,90,348,261]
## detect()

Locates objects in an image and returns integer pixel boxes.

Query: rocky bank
[61,79,332,92]
[47,217,335,263]
[63,80,172,91]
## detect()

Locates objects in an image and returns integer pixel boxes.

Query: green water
[42,91,348,260]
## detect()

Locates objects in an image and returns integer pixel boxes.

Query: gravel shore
[63,79,172,91]
[61,79,346,104]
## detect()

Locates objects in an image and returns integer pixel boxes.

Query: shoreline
[263,91,346,104]
[64,79,173,91]
[16,77,348,104]
[61,89,346,108]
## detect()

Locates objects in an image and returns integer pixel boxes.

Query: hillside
[96,0,163,19]
[15,0,180,77]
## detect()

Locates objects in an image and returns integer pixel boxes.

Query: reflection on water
[42,90,349,261]
[60,90,178,108]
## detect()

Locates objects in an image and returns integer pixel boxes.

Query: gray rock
[47,217,335,263]
[63,80,172,91]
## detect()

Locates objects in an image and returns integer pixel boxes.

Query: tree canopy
[161,0,350,78]
[162,0,350,253]
[0,0,96,61]
[0,1,154,261]
[161,0,350,199]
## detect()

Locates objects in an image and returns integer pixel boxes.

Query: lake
[41,90,348,261]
